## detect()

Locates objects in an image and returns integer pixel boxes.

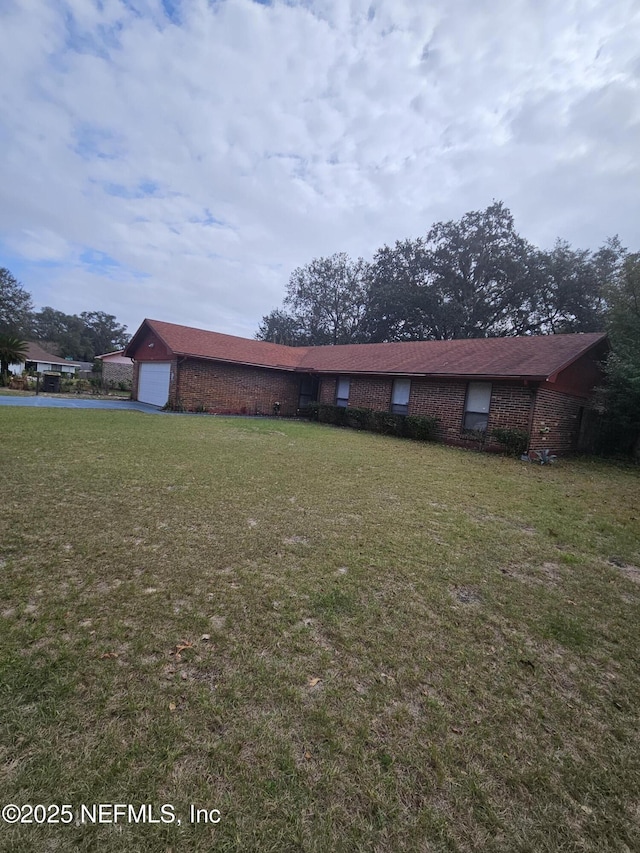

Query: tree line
[257,202,625,345]
[257,202,639,455]
[0,268,129,362]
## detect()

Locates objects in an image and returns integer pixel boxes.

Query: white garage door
[138,362,171,407]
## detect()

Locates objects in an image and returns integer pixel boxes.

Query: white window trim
[336,376,350,408]
[391,378,411,415]
[463,382,492,432]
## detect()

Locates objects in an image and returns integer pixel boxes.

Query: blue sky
[0,0,639,338]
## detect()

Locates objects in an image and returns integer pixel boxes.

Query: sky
[1,0,639,339]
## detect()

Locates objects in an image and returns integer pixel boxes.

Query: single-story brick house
[124,319,609,455]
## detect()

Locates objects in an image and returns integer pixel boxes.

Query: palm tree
[0,334,28,376]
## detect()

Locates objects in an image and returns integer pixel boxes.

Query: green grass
[1,408,639,852]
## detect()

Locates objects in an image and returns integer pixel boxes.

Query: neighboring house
[124,319,609,455]
[95,350,134,385]
[9,342,82,376]
[76,361,96,379]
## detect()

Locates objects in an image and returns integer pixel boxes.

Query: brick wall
[175,359,301,415]
[409,379,467,442]
[350,376,394,410]
[531,386,585,456]
[103,362,133,385]
[132,362,139,400]
[319,376,337,404]
[411,378,534,446]
[318,376,403,412]
[489,383,535,433]
[317,374,536,449]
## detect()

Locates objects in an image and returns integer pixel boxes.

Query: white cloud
[0,0,638,337]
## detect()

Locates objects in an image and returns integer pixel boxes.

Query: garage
[137,362,171,407]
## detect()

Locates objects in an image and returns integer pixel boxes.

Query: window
[336,376,350,408]
[463,382,492,432]
[298,376,318,409]
[391,378,411,415]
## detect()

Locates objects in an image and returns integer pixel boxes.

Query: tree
[526,239,618,334]
[0,268,33,337]
[0,334,27,376]
[597,253,640,455]
[424,201,534,338]
[365,238,445,341]
[80,311,129,355]
[366,202,534,341]
[255,310,306,346]
[32,308,129,360]
[259,253,370,346]
[32,308,93,360]
[257,204,632,349]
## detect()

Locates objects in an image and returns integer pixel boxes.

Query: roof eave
[545,332,609,378]
[96,350,126,359]
[35,359,83,367]
[175,352,300,372]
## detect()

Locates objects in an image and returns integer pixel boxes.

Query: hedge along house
[124,319,609,455]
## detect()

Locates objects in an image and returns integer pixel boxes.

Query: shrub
[371,411,405,436]
[346,407,373,430]
[335,406,349,427]
[492,427,529,457]
[301,402,319,420]
[317,404,348,426]
[316,404,332,423]
[404,415,439,441]
[462,428,488,447]
[305,403,440,444]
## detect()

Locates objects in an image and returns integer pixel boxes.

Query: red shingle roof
[128,319,607,381]
[296,334,608,379]
[143,319,305,370]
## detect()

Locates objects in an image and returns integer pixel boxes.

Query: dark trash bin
[42,372,61,392]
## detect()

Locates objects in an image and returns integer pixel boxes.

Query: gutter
[300,370,551,381]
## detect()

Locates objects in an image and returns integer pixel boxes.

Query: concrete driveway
[0,395,164,413]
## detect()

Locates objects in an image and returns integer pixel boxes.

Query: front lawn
[1,409,639,852]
